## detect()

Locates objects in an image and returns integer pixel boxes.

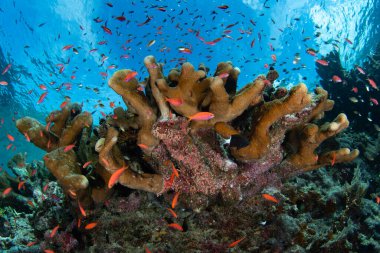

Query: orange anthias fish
[101,25,112,35]
[167,208,178,218]
[316,59,328,66]
[50,224,60,238]
[168,223,183,231]
[331,75,342,83]
[370,98,379,106]
[145,246,152,253]
[228,236,246,248]
[78,200,86,217]
[108,167,127,188]
[85,222,97,230]
[262,193,279,203]
[2,187,12,196]
[26,241,37,247]
[7,134,14,141]
[2,64,11,75]
[62,44,74,51]
[165,97,183,106]
[218,73,229,79]
[368,78,378,90]
[37,92,48,104]
[124,71,138,82]
[137,143,149,150]
[188,112,215,122]
[64,144,75,152]
[171,192,180,209]
[376,196,380,204]
[44,249,55,253]
[82,161,92,169]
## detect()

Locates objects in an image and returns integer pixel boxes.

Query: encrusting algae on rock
[15,55,359,209]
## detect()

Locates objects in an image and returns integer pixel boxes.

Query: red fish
[85,222,97,230]
[376,196,380,204]
[83,161,92,169]
[39,84,47,90]
[18,181,26,190]
[332,75,342,83]
[168,223,183,231]
[78,200,86,217]
[24,132,30,142]
[6,143,13,150]
[316,59,328,66]
[7,134,14,141]
[115,16,126,21]
[101,25,112,35]
[137,143,149,150]
[44,249,54,253]
[370,98,379,105]
[60,101,68,109]
[37,92,48,104]
[178,47,192,54]
[0,81,8,85]
[250,39,255,48]
[352,87,358,93]
[50,224,59,238]
[218,73,229,79]
[368,78,378,90]
[167,208,178,218]
[262,193,279,203]
[228,237,246,248]
[171,192,180,209]
[306,48,317,56]
[1,64,11,75]
[62,45,73,51]
[64,144,75,152]
[188,112,215,122]
[344,38,353,44]
[26,241,37,247]
[165,97,183,106]
[124,71,138,82]
[2,187,12,196]
[218,5,229,9]
[108,167,127,188]
[43,183,49,192]
[145,246,152,253]
[271,54,277,62]
[356,66,365,75]
[171,163,179,177]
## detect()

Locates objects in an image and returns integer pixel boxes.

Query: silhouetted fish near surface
[230,134,250,149]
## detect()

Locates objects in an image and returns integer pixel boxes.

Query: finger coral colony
[16,55,359,210]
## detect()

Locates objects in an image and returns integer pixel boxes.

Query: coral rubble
[16,56,359,209]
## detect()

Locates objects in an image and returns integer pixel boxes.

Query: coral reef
[15,55,358,210]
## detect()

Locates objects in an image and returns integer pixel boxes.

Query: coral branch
[98,127,163,193]
[156,62,211,117]
[231,83,312,161]
[286,113,359,171]
[144,55,170,119]
[108,70,158,149]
